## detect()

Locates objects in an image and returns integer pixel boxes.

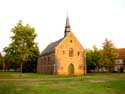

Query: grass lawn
[0,72,125,94]
[0,72,72,79]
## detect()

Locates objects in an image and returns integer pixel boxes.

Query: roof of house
[117,48,125,59]
[41,38,64,56]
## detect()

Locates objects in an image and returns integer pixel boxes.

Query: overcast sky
[0,0,125,52]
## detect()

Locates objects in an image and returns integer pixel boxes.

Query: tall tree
[0,53,6,72]
[22,45,40,72]
[0,53,5,72]
[99,38,118,72]
[86,45,101,72]
[4,20,39,77]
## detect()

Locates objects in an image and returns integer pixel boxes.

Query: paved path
[0,77,84,81]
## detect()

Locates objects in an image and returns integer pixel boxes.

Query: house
[37,17,87,75]
[114,48,125,72]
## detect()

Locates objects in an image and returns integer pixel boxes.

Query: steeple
[64,16,71,37]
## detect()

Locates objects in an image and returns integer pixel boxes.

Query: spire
[64,16,71,37]
[65,16,70,28]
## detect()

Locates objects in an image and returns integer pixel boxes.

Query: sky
[0,0,125,52]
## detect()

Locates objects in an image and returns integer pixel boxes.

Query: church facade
[37,17,87,75]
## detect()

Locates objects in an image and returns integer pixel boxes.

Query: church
[37,17,87,75]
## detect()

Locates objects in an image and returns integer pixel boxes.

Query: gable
[56,32,84,52]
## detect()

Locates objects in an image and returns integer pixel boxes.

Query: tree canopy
[86,45,101,72]
[98,38,118,72]
[4,20,39,74]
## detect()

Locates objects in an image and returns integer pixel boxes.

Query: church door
[68,63,74,75]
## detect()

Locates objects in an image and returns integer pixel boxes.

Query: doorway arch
[68,63,74,75]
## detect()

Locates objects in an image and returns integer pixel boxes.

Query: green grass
[0,72,74,79]
[0,72,125,94]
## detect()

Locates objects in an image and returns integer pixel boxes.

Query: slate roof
[41,38,64,56]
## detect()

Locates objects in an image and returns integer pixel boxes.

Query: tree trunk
[2,62,5,72]
[20,62,22,78]
[96,66,99,72]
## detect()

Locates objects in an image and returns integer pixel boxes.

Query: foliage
[99,38,118,72]
[23,45,39,72]
[4,20,39,73]
[86,45,101,72]
[0,53,2,65]
[0,53,5,71]
[0,53,3,69]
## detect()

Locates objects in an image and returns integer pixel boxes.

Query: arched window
[63,50,65,55]
[77,52,80,56]
[70,40,72,43]
[69,48,73,57]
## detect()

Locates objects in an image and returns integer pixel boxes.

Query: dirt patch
[88,80,107,83]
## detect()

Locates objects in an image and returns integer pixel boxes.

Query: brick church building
[37,17,86,75]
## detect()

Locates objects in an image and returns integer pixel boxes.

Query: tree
[4,20,39,77]
[0,53,2,68]
[22,45,40,72]
[86,45,101,72]
[99,38,118,72]
[0,53,5,72]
